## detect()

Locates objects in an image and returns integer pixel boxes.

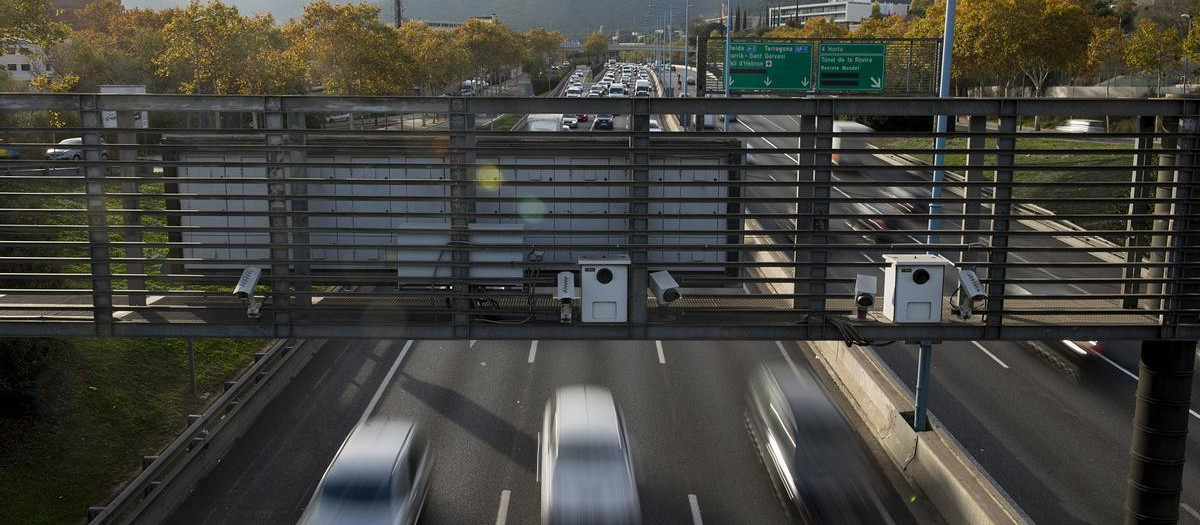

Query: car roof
[554,385,621,445]
[324,417,416,481]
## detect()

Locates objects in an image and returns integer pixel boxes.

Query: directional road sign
[817,43,886,92]
[727,42,813,92]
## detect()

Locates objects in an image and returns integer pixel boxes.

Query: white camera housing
[579,255,630,323]
[958,269,986,303]
[883,254,951,323]
[233,267,262,300]
[649,270,681,304]
[556,271,576,324]
[854,274,878,319]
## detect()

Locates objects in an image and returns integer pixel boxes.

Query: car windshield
[598,114,613,119]
[320,474,392,502]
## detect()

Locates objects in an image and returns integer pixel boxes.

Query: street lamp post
[1184,14,1193,91]
[723,0,733,132]
[683,1,692,97]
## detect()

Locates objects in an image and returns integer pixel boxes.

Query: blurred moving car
[0,139,20,159]
[541,385,641,525]
[1055,119,1105,134]
[46,137,108,160]
[297,417,432,525]
[745,361,886,524]
[562,114,579,129]
[1019,339,1105,381]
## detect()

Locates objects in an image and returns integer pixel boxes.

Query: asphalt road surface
[165,338,929,525]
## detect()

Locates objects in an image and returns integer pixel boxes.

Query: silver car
[745,362,885,524]
[298,417,432,525]
[45,137,108,160]
[541,385,641,525]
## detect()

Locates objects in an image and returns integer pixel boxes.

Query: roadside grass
[868,136,1135,234]
[1,171,265,524]
[486,113,522,131]
[0,337,264,525]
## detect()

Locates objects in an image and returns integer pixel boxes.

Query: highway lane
[736,111,1200,524]
[166,339,407,525]
[164,337,929,525]
[374,338,925,525]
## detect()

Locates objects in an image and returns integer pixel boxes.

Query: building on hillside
[51,0,120,28]
[1,40,51,83]
[767,0,909,28]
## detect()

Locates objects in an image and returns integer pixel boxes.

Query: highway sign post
[727,42,813,92]
[817,43,886,92]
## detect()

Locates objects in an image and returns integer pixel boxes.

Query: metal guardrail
[84,338,312,525]
[0,95,1197,342]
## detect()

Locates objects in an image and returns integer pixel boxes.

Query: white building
[767,0,909,28]
[1,40,50,83]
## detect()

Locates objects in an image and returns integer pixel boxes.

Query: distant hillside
[125,0,731,34]
[384,0,728,35]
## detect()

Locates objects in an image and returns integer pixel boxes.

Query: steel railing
[0,94,1197,341]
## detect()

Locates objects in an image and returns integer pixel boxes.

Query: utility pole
[394,0,403,26]
[928,0,957,244]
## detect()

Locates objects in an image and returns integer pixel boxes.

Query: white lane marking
[971,341,1010,369]
[528,340,538,363]
[866,487,898,525]
[1008,252,1091,294]
[775,341,805,380]
[656,340,666,364]
[688,494,704,525]
[739,119,800,163]
[536,431,542,482]
[470,339,477,348]
[359,339,413,425]
[1091,350,1200,422]
[1182,503,1200,522]
[495,490,512,525]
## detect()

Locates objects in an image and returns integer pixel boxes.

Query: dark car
[745,361,887,525]
[594,114,614,130]
[1020,339,1105,382]
[576,113,589,122]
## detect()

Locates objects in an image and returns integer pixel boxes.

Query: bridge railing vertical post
[1123,115,1158,309]
[116,109,145,307]
[958,115,987,303]
[984,103,1017,335]
[264,97,291,333]
[630,97,651,335]
[449,98,476,338]
[286,102,310,308]
[694,36,707,132]
[81,95,113,335]
[793,113,815,311]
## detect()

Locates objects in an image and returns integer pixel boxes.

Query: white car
[562,114,579,128]
[46,137,108,160]
[648,119,662,132]
[541,386,641,525]
[298,418,432,525]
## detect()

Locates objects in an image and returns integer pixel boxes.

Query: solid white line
[359,340,413,425]
[971,341,1010,369]
[865,487,898,525]
[1095,351,1139,381]
[495,490,512,525]
[688,494,704,525]
[1091,351,1200,422]
[656,340,666,364]
[1182,503,1200,522]
[528,340,538,363]
[775,341,805,380]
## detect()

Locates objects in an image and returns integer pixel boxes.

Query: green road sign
[727,42,813,92]
[817,43,886,92]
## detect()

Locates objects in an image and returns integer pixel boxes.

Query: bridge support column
[1124,341,1196,525]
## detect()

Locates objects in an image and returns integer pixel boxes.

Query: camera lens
[913,268,930,285]
[597,268,613,284]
